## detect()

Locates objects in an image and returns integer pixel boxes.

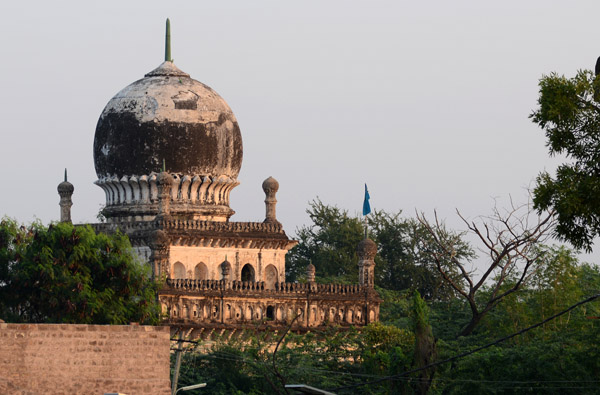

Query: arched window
[194,262,208,280]
[173,261,186,279]
[264,264,278,290]
[241,264,255,282]
[266,306,275,320]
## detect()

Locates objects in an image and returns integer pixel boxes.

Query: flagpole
[363,184,371,239]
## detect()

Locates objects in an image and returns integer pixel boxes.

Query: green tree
[531,69,600,251]
[410,291,437,395]
[441,251,600,394]
[371,210,470,300]
[286,199,363,283]
[287,200,470,300]
[0,218,160,324]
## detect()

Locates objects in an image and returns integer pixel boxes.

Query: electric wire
[331,291,600,391]
[168,292,600,390]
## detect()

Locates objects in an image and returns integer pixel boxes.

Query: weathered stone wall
[169,245,286,284]
[0,323,171,395]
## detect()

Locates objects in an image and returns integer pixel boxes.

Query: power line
[331,291,600,391]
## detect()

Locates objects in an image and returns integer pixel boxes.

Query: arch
[266,306,275,320]
[194,262,208,280]
[264,264,278,289]
[241,264,255,282]
[173,261,186,279]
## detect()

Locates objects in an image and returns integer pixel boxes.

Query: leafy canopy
[286,199,470,300]
[0,218,160,324]
[531,69,600,251]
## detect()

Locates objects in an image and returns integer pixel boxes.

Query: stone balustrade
[165,278,365,295]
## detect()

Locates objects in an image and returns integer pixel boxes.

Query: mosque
[58,20,381,332]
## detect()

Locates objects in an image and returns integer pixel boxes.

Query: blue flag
[362,184,371,216]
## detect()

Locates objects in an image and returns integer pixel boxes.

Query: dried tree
[417,200,555,337]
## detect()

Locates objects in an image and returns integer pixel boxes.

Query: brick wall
[0,323,171,395]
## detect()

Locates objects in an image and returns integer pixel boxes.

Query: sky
[1,1,599,262]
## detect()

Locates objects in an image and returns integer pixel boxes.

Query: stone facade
[0,323,170,395]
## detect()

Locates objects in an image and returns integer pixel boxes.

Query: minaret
[357,238,377,288]
[57,169,74,223]
[262,176,280,224]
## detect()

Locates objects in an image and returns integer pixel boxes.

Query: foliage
[286,199,364,283]
[531,69,600,252]
[174,323,416,395]
[287,200,470,300]
[370,211,469,301]
[0,218,160,324]
[411,291,437,394]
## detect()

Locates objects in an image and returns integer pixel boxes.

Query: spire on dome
[165,18,172,62]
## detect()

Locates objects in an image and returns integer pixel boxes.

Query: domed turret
[93,21,242,222]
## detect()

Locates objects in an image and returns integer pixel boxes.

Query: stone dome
[93,61,242,222]
[57,180,74,194]
[93,61,243,179]
[357,238,377,260]
[262,176,279,193]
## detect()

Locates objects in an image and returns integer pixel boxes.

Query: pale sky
[1,1,598,260]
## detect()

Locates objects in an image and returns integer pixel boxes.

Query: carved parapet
[165,279,370,296]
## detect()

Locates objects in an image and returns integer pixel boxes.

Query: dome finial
[165,18,172,62]
[64,168,68,182]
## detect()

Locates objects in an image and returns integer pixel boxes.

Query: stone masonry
[0,323,171,395]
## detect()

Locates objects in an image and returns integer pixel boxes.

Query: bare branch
[418,199,557,337]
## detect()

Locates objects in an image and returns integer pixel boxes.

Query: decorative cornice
[89,219,298,250]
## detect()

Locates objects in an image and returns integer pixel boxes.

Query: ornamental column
[262,176,280,224]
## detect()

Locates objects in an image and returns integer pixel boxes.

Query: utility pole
[171,331,183,395]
